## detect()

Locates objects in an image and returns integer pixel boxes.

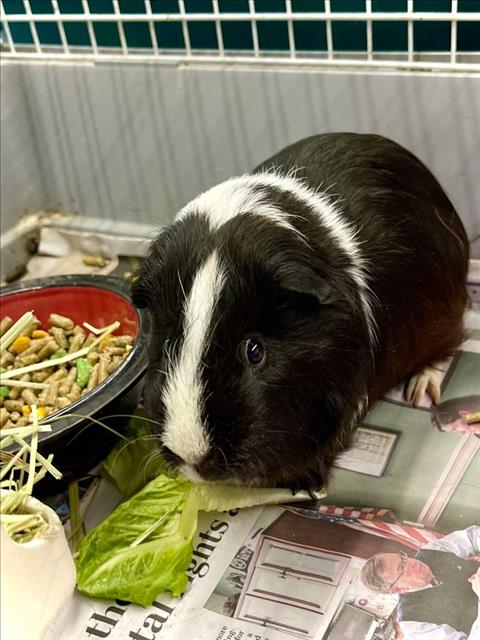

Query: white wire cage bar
[1,0,479,72]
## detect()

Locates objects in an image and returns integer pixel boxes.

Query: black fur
[133,133,469,490]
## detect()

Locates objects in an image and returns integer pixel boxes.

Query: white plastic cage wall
[1,0,480,72]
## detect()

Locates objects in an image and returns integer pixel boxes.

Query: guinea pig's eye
[243,336,266,369]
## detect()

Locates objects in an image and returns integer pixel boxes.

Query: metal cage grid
[1,0,480,72]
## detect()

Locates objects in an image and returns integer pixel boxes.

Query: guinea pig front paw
[405,363,443,406]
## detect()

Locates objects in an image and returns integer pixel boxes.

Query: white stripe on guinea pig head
[161,250,226,466]
[178,177,308,244]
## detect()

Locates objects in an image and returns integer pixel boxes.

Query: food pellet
[10,411,21,422]
[0,317,13,337]
[21,337,49,357]
[86,363,99,392]
[69,333,85,354]
[83,334,96,348]
[44,381,60,407]
[105,347,125,357]
[97,355,110,384]
[110,336,133,347]
[108,355,123,373]
[37,339,59,360]
[73,325,86,337]
[68,384,82,402]
[44,368,68,384]
[49,314,74,331]
[0,386,9,399]
[17,353,40,367]
[21,389,38,406]
[86,351,100,365]
[22,405,32,417]
[56,397,71,410]
[8,387,20,400]
[16,416,30,426]
[83,255,107,267]
[23,318,40,337]
[59,367,77,396]
[50,327,68,349]
[1,407,10,426]
[0,352,15,367]
[32,369,53,382]
[4,399,23,412]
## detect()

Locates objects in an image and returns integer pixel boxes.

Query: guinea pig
[132,132,470,491]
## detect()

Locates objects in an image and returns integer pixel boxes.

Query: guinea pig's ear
[279,265,336,306]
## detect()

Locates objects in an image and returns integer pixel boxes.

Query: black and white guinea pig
[132,133,470,491]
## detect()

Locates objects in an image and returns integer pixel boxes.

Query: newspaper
[44,498,479,640]
[40,269,480,640]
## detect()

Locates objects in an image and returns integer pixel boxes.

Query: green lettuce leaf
[76,475,197,606]
[193,482,326,512]
[101,435,174,498]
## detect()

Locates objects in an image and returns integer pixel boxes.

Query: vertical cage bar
[212,0,224,57]
[366,0,373,61]
[248,0,260,57]
[1,18,17,53]
[144,0,159,55]
[285,0,296,58]
[51,0,69,54]
[324,0,333,60]
[407,0,414,62]
[82,0,99,55]
[178,0,192,56]
[112,0,128,55]
[22,0,41,53]
[450,0,458,64]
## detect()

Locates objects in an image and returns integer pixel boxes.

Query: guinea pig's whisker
[108,433,163,466]
[215,445,229,469]
[177,270,187,301]
[209,312,225,341]
[141,449,166,481]
[93,413,166,430]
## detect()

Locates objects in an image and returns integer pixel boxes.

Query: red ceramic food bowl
[0,274,150,489]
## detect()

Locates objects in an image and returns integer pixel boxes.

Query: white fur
[179,171,376,344]
[178,177,308,243]
[161,251,225,466]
